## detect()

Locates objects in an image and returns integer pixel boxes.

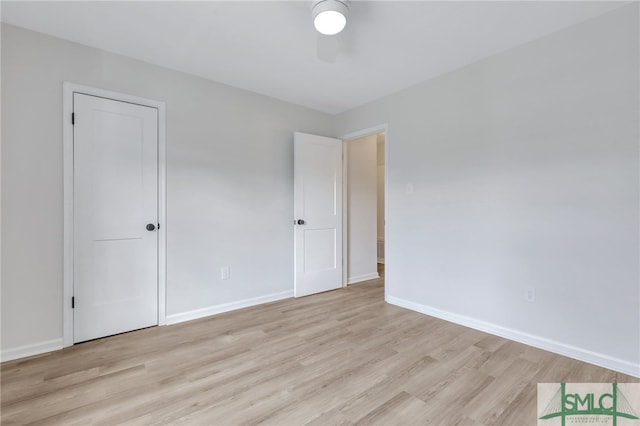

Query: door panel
[73,93,158,343]
[304,229,337,273]
[294,132,343,297]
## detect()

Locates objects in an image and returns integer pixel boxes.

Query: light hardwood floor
[1,269,636,425]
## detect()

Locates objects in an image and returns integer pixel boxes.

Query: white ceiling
[1,1,627,114]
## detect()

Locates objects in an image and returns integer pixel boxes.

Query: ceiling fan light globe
[314,10,347,35]
[312,0,349,35]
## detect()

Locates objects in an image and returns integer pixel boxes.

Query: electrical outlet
[221,266,230,280]
[526,287,536,303]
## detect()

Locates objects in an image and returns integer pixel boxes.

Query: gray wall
[1,24,333,351]
[335,4,639,371]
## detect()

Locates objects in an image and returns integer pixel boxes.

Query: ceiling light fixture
[312,0,349,36]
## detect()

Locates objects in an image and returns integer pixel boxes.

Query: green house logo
[538,383,640,426]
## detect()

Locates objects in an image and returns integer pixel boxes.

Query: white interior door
[294,132,343,297]
[73,93,159,343]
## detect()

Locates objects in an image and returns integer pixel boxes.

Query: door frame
[340,124,389,302]
[62,82,167,347]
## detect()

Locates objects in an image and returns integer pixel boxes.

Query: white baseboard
[166,290,293,325]
[387,296,640,379]
[348,272,380,285]
[1,338,63,363]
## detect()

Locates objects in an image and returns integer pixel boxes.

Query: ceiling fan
[311,0,350,63]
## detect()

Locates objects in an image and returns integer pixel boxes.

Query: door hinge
[71,113,75,125]
[72,296,75,309]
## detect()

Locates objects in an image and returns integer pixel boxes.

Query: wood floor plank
[2,269,637,425]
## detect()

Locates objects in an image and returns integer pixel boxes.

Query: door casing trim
[62,82,167,347]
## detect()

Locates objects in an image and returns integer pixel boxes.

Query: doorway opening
[293,125,388,301]
[342,125,388,300]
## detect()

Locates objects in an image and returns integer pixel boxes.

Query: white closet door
[73,93,159,343]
